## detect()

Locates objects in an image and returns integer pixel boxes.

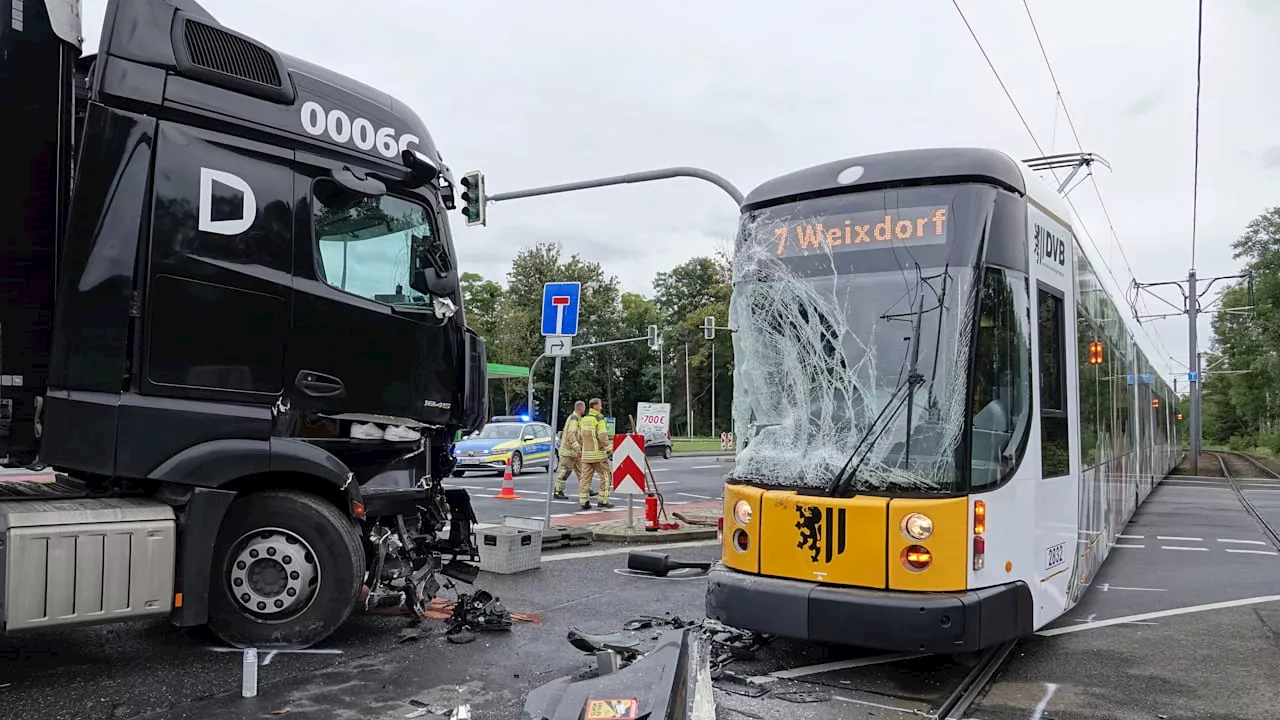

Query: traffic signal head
[1177,411,1184,421]
[647,325,658,349]
[704,315,715,340]
[1152,398,1160,408]
[460,171,486,226]
[1088,341,1103,365]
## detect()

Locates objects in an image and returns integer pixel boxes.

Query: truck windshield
[729,183,999,493]
[312,179,435,307]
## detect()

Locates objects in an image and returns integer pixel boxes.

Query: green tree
[652,256,733,436]
[460,271,503,345]
[1203,205,1280,447]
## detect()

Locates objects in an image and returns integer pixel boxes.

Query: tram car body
[707,147,1180,654]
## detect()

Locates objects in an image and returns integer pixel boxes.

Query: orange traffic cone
[495,456,521,499]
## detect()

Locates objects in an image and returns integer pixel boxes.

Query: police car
[451,415,558,476]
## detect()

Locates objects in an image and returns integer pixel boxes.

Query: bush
[1228,435,1256,452]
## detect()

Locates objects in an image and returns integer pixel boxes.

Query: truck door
[142,122,293,409]
[286,155,463,424]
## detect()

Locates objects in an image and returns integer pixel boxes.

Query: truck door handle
[295,370,345,397]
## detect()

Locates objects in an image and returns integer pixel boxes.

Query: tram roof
[742,147,1028,211]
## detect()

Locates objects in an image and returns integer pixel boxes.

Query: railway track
[1210,450,1280,551]
[711,635,1016,719]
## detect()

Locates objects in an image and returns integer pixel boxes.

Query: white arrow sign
[545,335,573,357]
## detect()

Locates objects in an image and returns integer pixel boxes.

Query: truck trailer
[0,0,489,648]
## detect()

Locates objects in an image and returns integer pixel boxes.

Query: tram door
[1029,204,1080,611]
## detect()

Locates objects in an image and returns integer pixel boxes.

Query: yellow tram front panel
[721,483,765,574]
[758,491,889,588]
[886,497,970,591]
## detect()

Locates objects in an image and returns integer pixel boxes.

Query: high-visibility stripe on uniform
[560,413,581,458]
[579,409,609,462]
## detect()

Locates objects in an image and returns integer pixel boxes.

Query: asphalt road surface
[0,542,722,720]
[451,453,731,523]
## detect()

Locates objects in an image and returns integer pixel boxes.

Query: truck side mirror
[402,148,441,188]
[410,233,458,297]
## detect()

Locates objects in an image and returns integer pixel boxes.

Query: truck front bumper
[705,565,1033,654]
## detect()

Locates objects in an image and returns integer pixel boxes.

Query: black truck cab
[1,0,487,648]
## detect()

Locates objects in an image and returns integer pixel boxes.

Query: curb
[589,527,720,543]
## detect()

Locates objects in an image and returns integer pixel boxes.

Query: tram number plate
[1045,542,1066,570]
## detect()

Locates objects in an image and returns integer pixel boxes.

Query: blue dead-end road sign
[541,282,582,337]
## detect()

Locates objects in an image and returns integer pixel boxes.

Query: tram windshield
[730,183,1023,493]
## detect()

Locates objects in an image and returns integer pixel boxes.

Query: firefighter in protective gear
[553,401,585,499]
[577,398,613,509]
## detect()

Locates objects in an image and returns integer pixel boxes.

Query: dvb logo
[198,167,257,236]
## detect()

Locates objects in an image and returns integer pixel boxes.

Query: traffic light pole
[487,166,745,207]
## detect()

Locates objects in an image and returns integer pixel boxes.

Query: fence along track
[1212,451,1280,552]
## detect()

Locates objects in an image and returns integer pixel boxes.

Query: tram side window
[1077,318,1101,469]
[1038,288,1071,476]
[970,268,1033,490]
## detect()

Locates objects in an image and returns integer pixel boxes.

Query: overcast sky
[81,0,1279,384]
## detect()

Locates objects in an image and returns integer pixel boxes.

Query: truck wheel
[207,490,364,648]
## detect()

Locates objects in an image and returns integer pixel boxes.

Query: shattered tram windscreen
[730,184,1000,491]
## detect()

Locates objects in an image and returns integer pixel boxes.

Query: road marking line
[1114,544,1145,548]
[1038,594,1280,636]
[1118,534,1144,539]
[691,465,721,469]
[1157,536,1202,541]
[1218,539,1267,545]
[1243,488,1280,492]
[1225,549,1279,556]
[656,481,679,485]
[651,468,670,472]
[768,651,929,679]
[1100,584,1167,592]
[542,539,719,562]
[1162,545,1208,551]
[679,493,714,500]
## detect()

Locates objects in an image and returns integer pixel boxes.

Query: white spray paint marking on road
[690,465,721,469]
[1219,538,1268,545]
[1029,683,1059,720]
[1114,544,1145,548]
[1038,594,1280,636]
[1157,536,1202,541]
[1118,534,1144,539]
[679,493,714,500]
[1100,583,1167,592]
[1162,545,1208,551]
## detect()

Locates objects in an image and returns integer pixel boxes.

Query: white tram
[707,147,1181,653]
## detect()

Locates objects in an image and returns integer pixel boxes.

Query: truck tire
[207,490,364,648]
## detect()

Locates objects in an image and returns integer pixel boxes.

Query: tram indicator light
[1088,341,1104,365]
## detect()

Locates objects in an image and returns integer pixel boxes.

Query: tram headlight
[733,500,752,526]
[902,513,933,540]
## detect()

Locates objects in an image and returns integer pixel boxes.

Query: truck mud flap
[519,627,715,720]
